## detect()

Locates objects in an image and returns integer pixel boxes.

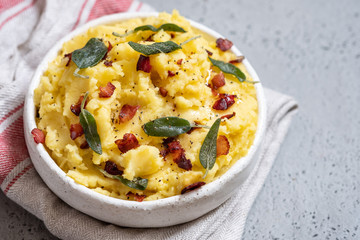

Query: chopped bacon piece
[146,34,154,41]
[64,53,72,66]
[136,55,152,73]
[160,149,168,158]
[175,154,192,171]
[168,70,175,77]
[104,60,113,67]
[80,141,89,149]
[119,104,140,123]
[220,112,236,120]
[126,191,146,202]
[170,33,175,38]
[216,135,230,156]
[211,72,225,90]
[216,38,233,51]
[212,94,236,110]
[105,161,123,175]
[70,124,84,140]
[205,49,213,56]
[159,87,168,97]
[70,95,88,116]
[102,41,113,60]
[211,88,219,97]
[99,82,116,98]
[181,182,206,194]
[31,128,45,144]
[162,137,175,148]
[168,140,182,152]
[167,140,192,171]
[229,56,245,64]
[115,133,139,153]
[177,59,183,65]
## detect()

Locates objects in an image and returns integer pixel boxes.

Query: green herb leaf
[134,23,186,33]
[128,41,182,55]
[143,117,192,137]
[112,23,186,37]
[79,92,102,154]
[73,68,89,79]
[72,38,108,69]
[179,35,201,46]
[199,118,221,178]
[209,57,246,82]
[98,167,148,190]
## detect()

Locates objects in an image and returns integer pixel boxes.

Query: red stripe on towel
[0,0,24,14]
[0,102,24,125]
[0,0,36,30]
[71,0,89,30]
[0,117,29,184]
[87,0,133,22]
[4,164,33,194]
[136,2,143,12]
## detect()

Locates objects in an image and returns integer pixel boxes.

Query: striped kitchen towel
[0,1,298,239]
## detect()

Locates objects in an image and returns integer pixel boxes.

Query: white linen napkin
[0,1,298,239]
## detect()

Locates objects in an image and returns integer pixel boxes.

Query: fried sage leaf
[98,167,148,190]
[199,118,221,178]
[113,23,186,37]
[72,38,108,69]
[143,117,192,137]
[79,92,102,154]
[128,41,182,55]
[134,23,186,33]
[208,57,246,82]
[128,35,201,56]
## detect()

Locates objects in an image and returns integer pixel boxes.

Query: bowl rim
[24,11,266,209]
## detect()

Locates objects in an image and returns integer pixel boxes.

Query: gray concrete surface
[1,0,359,239]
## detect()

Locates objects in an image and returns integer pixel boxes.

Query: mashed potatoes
[34,10,258,201]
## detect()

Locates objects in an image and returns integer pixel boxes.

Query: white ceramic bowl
[24,12,266,228]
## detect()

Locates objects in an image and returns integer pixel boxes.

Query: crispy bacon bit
[205,49,213,56]
[216,135,230,156]
[126,191,146,202]
[220,112,236,120]
[119,104,140,123]
[115,133,139,153]
[216,38,233,51]
[176,59,183,65]
[105,161,123,175]
[211,88,219,97]
[181,182,206,194]
[146,34,154,41]
[80,141,89,149]
[160,149,168,158]
[159,87,168,97]
[229,56,245,64]
[104,60,113,67]
[31,128,45,144]
[99,82,116,98]
[176,154,192,170]
[167,140,192,171]
[136,55,152,73]
[102,41,113,60]
[170,33,175,38]
[211,72,225,90]
[212,94,236,110]
[70,95,88,116]
[64,53,72,66]
[70,124,83,140]
[168,70,175,77]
